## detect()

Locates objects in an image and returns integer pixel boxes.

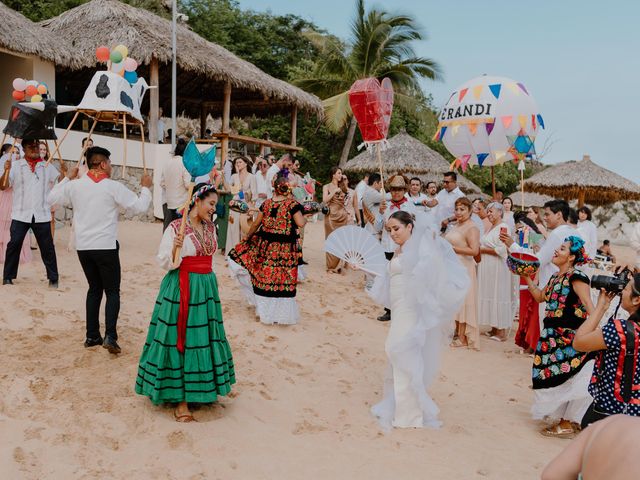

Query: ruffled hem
[255,295,299,325]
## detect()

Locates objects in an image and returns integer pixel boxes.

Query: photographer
[573,271,640,427]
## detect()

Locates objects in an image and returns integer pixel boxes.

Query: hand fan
[325,225,387,276]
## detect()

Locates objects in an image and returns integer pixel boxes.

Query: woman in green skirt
[136,183,235,422]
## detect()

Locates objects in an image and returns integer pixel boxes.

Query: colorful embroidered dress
[228,198,303,325]
[135,219,235,405]
[532,269,591,389]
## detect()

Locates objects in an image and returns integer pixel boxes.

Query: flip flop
[490,336,506,342]
[450,338,467,348]
[540,424,575,439]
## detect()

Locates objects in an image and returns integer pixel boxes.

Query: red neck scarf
[87,170,110,183]
[26,157,43,173]
[391,197,408,210]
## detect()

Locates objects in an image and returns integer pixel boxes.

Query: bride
[369,211,469,429]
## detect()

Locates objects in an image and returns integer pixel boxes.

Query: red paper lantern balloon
[348,77,394,143]
[96,45,110,62]
[25,85,38,96]
[12,90,25,101]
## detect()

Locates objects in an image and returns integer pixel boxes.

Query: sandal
[490,335,506,342]
[540,423,575,439]
[450,338,467,348]
[174,410,196,423]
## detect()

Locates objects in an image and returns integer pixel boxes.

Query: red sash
[177,256,213,353]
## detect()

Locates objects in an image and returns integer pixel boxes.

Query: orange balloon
[96,45,110,63]
[37,84,47,95]
[25,85,38,96]
[12,90,25,101]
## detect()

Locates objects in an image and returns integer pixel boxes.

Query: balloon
[12,90,25,101]
[12,78,26,91]
[436,75,540,167]
[96,45,110,62]
[114,44,128,58]
[111,60,124,73]
[110,50,123,63]
[37,84,48,95]
[124,70,138,84]
[348,77,394,143]
[25,85,38,96]
[26,80,38,88]
[123,57,138,72]
[30,94,42,103]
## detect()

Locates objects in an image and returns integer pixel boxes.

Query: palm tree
[295,0,442,167]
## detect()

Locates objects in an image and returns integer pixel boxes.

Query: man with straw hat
[1,137,65,287]
[373,174,417,322]
[48,146,152,354]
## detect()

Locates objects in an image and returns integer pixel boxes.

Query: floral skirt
[135,269,235,405]
[532,326,589,390]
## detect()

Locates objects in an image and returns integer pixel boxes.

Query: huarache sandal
[450,338,467,348]
[540,424,575,439]
[174,411,196,423]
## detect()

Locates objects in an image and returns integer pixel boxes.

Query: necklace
[188,217,214,255]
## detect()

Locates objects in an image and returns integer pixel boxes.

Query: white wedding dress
[369,214,470,429]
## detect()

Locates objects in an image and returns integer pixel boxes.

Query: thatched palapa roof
[522,155,640,206]
[0,2,78,67]
[344,132,482,195]
[40,0,322,117]
[508,191,555,208]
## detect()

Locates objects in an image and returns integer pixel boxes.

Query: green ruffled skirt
[135,269,235,405]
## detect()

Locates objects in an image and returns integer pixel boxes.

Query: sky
[238,0,640,182]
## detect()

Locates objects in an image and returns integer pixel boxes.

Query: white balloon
[437,75,541,167]
[26,79,39,87]
[111,61,125,73]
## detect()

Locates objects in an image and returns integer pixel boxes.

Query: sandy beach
[0,220,634,479]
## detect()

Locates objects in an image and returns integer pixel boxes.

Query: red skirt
[515,289,540,350]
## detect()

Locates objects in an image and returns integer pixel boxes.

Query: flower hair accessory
[177,184,217,215]
[565,235,589,265]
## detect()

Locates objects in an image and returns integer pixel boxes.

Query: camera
[321,204,329,215]
[591,269,631,294]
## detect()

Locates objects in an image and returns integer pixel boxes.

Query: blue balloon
[124,70,138,84]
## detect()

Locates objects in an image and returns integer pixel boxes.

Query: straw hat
[388,174,408,190]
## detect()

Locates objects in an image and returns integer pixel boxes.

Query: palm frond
[323,91,352,132]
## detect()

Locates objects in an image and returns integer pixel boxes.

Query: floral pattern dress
[532,269,591,390]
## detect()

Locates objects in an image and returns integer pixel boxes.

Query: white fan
[325,225,387,276]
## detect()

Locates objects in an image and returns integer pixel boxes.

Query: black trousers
[3,217,58,282]
[162,203,180,232]
[77,245,121,340]
[359,209,365,228]
[580,401,610,429]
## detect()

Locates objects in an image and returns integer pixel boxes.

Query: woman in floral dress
[524,236,595,438]
[228,175,306,325]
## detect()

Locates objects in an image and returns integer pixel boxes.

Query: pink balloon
[124,58,138,72]
[12,78,27,91]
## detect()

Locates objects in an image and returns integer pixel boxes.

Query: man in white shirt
[1,138,65,287]
[355,174,369,227]
[436,171,465,231]
[374,175,417,321]
[265,154,293,198]
[253,157,270,208]
[160,138,191,231]
[502,200,578,323]
[48,146,152,354]
[406,177,438,213]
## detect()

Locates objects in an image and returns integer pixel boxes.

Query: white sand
[0,221,635,479]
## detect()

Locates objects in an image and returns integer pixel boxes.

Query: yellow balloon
[114,44,128,58]
[30,94,42,102]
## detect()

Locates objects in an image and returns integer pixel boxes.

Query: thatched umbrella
[344,132,482,195]
[0,3,79,68]
[509,191,555,207]
[39,0,322,119]
[523,155,640,207]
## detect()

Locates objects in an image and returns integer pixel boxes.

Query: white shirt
[48,176,151,250]
[157,118,166,142]
[405,192,429,213]
[355,180,367,209]
[435,186,465,224]
[471,213,485,236]
[223,160,234,186]
[265,164,280,198]
[8,159,59,223]
[577,220,598,260]
[254,172,270,206]
[374,199,418,252]
[161,156,192,209]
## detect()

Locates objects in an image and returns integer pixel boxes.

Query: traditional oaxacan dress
[228,197,303,325]
[135,219,235,405]
[531,268,594,423]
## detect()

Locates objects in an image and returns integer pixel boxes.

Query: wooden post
[48,111,79,165]
[578,190,586,208]
[200,103,207,139]
[149,55,160,144]
[140,122,147,175]
[221,81,231,170]
[122,113,128,179]
[290,105,298,151]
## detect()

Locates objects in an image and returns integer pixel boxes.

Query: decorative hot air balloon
[435,75,543,199]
